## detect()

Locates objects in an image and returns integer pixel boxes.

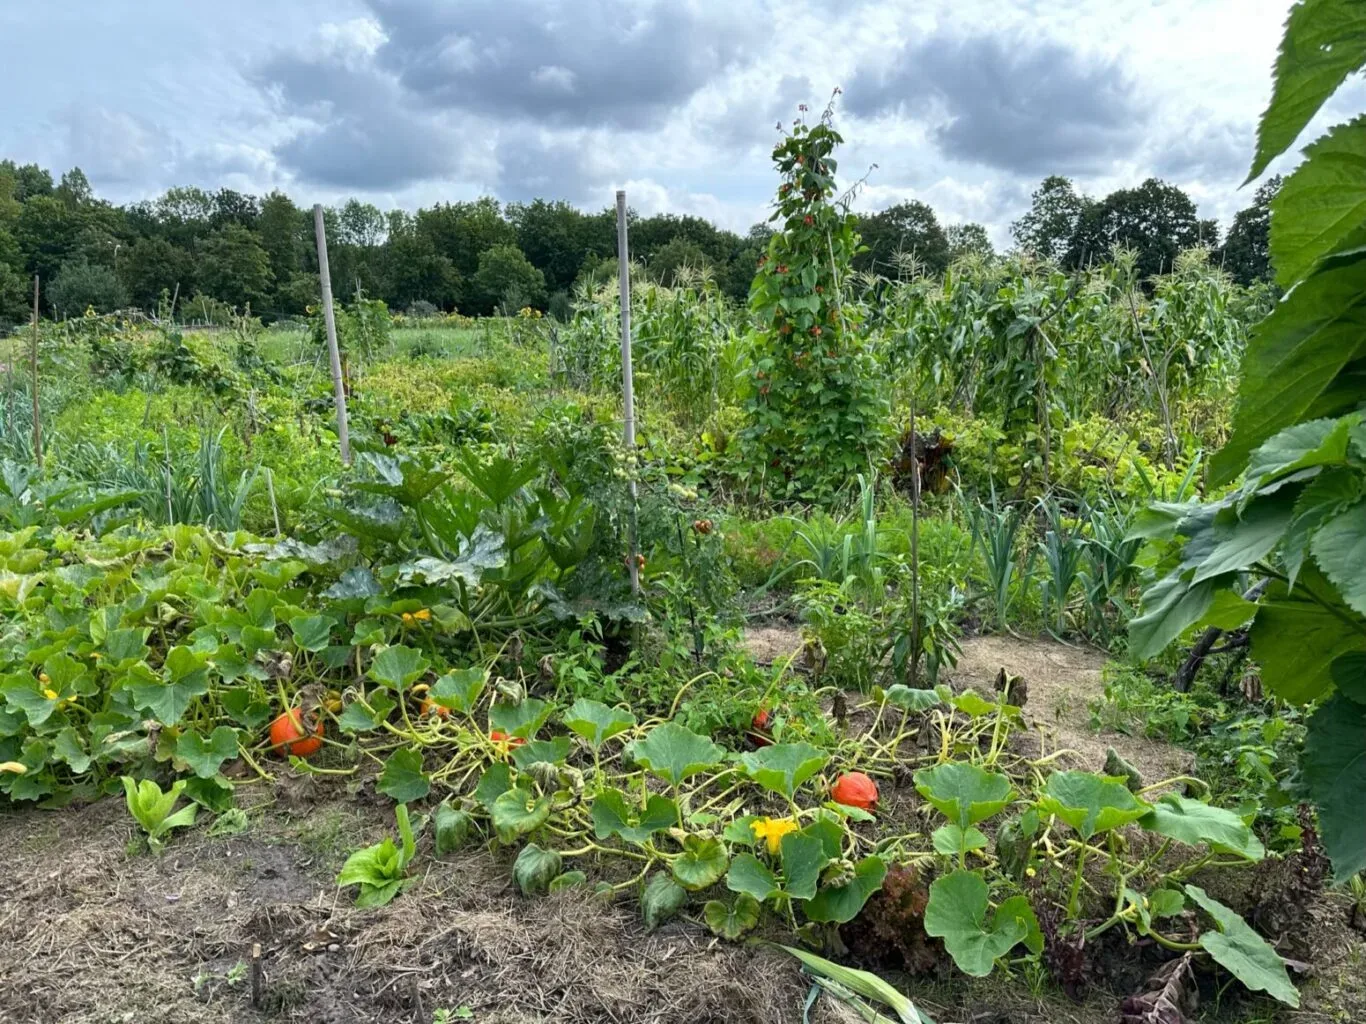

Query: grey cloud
[254,53,462,188]
[1154,120,1250,181]
[493,130,603,204]
[364,0,758,129]
[847,33,1145,174]
[57,106,175,186]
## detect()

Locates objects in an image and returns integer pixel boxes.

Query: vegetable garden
[2,7,1366,1024]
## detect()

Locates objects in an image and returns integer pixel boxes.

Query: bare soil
[940,634,1194,785]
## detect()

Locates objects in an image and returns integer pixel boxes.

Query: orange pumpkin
[830,771,878,811]
[268,708,323,757]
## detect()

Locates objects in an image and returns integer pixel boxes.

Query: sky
[1,0,1357,244]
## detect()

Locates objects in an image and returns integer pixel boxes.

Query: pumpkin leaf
[377,746,430,803]
[925,869,1029,977]
[641,872,687,931]
[563,698,636,749]
[738,741,827,800]
[1038,771,1151,840]
[670,834,729,891]
[627,722,724,786]
[512,843,562,896]
[590,789,678,845]
[1139,794,1265,861]
[704,894,761,940]
[804,855,887,924]
[914,762,1013,828]
[1185,885,1300,1007]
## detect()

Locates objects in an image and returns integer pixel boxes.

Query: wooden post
[313,204,351,466]
[616,191,639,595]
[29,276,41,470]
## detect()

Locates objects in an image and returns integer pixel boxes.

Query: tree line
[0,158,1276,330]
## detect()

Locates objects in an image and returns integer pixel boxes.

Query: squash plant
[1130,0,1366,880]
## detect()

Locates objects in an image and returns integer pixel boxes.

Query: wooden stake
[616,191,639,595]
[29,276,42,470]
[250,942,263,1008]
[313,205,351,466]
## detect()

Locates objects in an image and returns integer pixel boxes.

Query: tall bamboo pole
[30,276,41,470]
[616,191,639,595]
[313,205,351,466]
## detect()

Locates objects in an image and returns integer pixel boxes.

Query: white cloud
[0,0,1337,240]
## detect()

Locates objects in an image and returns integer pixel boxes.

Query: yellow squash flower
[0,761,27,774]
[43,688,58,701]
[751,816,799,855]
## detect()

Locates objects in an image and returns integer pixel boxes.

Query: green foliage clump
[741,101,888,501]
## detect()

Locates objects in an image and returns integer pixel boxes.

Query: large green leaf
[1249,416,1359,487]
[1212,253,1366,485]
[1037,771,1151,840]
[738,742,827,800]
[1285,467,1365,584]
[1185,885,1300,1007]
[1189,492,1296,584]
[427,667,487,715]
[590,789,678,845]
[627,722,724,786]
[129,646,210,725]
[1247,0,1366,181]
[1271,119,1366,286]
[563,698,636,750]
[378,746,431,803]
[288,614,335,653]
[1139,794,1265,861]
[1302,695,1366,878]
[1129,575,1215,661]
[726,853,782,903]
[1310,498,1366,614]
[175,726,240,780]
[913,762,1013,828]
[1333,651,1366,703]
[367,645,429,691]
[510,736,572,770]
[779,831,829,900]
[473,762,513,811]
[803,855,887,924]
[924,869,1028,978]
[488,698,553,740]
[670,835,729,891]
[491,787,552,842]
[1250,568,1366,703]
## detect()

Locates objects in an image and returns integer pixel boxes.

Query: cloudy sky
[1,1,1355,243]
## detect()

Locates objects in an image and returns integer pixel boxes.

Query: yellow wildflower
[751,816,799,855]
[413,608,432,622]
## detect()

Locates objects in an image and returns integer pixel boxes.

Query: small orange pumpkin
[830,771,878,811]
[268,708,323,757]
